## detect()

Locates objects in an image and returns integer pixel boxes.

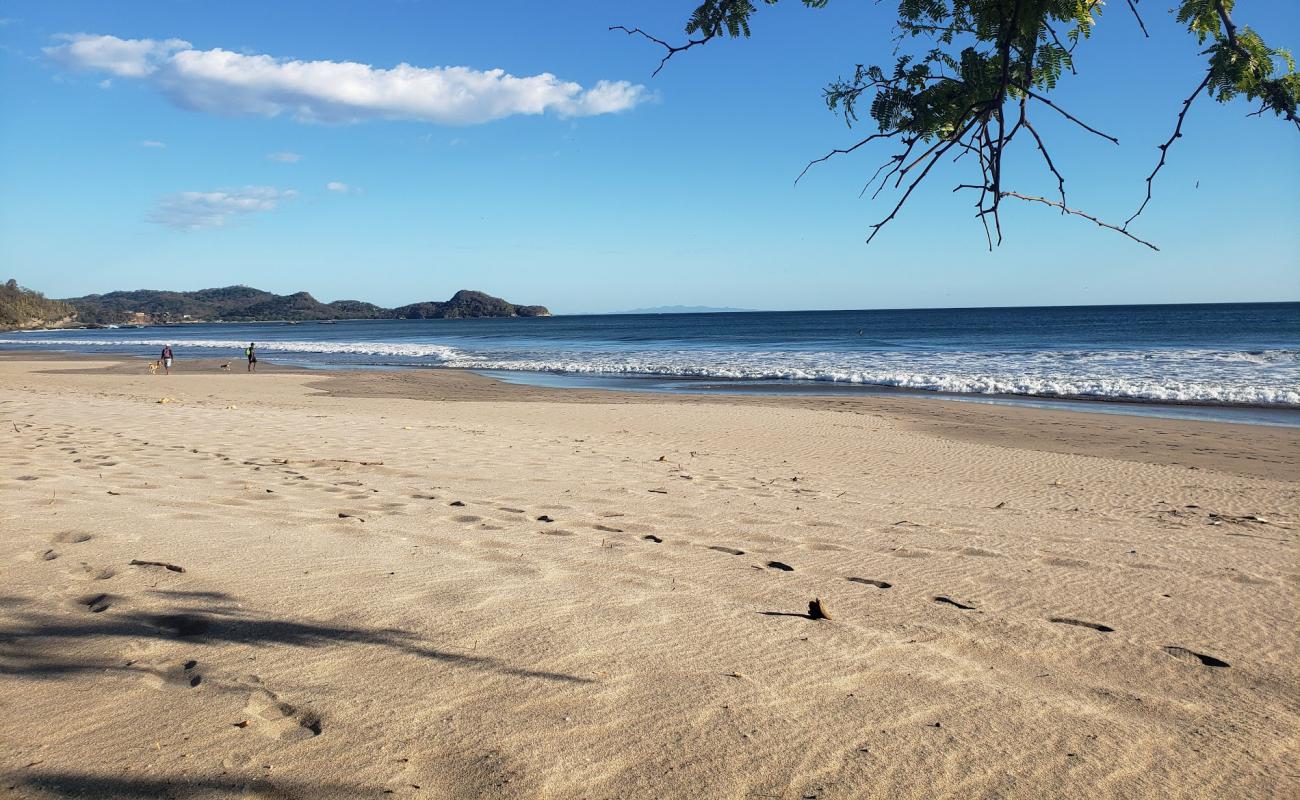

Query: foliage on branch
[613,0,1297,249]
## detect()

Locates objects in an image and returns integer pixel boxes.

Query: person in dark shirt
[160,345,173,375]
[245,343,258,372]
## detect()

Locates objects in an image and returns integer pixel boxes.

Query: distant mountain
[0,278,76,331]
[619,305,759,314]
[392,290,550,320]
[55,285,549,325]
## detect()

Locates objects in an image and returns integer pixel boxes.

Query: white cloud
[147,186,296,230]
[266,151,301,163]
[140,140,166,148]
[325,181,349,193]
[45,33,647,125]
[98,78,112,89]
[45,33,190,78]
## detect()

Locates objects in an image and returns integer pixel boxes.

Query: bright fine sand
[1,356,1296,799]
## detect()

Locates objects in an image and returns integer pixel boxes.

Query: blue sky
[1,0,1297,313]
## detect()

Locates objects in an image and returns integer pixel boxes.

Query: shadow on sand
[0,599,593,685]
[6,771,382,799]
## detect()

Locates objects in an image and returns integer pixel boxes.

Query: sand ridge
[0,358,1296,798]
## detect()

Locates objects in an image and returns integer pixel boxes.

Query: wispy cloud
[147,186,296,230]
[266,151,301,163]
[325,181,350,193]
[139,140,166,148]
[45,33,647,125]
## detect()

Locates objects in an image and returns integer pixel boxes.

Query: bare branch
[1125,70,1212,227]
[1002,192,1160,250]
[865,124,974,244]
[795,132,903,185]
[1023,118,1066,210]
[1018,86,1120,144]
[866,146,946,245]
[1125,0,1150,39]
[609,25,714,78]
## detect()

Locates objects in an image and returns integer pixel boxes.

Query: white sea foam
[2,337,1296,406]
[0,337,463,361]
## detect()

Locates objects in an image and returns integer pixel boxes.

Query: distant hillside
[393,290,549,320]
[0,279,76,331]
[60,286,550,325]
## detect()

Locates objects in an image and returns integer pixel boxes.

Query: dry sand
[1,356,1296,799]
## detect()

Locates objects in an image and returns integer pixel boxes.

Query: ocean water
[4,303,1298,421]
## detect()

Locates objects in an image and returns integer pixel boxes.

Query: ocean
[4,302,1298,425]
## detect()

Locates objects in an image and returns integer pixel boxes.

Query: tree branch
[609,25,714,77]
[1018,86,1120,144]
[1125,70,1212,227]
[1023,118,1066,211]
[1002,192,1160,250]
[795,132,903,185]
[1125,0,1150,39]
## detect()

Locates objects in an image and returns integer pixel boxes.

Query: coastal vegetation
[616,0,1298,249]
[0,279,76,331]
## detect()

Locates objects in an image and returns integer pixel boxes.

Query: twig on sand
[129,559,185,573]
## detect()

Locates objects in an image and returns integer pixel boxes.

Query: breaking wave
[3,335,1296,406]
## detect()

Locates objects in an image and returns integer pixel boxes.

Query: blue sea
[4,302,1298,425]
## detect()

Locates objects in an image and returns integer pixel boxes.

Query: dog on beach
[220,362,231,371]
[148,361,161,375]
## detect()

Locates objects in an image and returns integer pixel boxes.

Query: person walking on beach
[160,345,174,375]
[245,343,258,373]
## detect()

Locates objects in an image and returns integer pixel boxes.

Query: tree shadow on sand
[6,771,381,799]
[0,601,593,685]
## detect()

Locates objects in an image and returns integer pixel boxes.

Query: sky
[1,0,1297,314]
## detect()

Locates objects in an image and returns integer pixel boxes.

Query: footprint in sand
[453,515,483,524]
[73,593,113,613]
[80,564,117,580]
[847,578,892,589]
[1161,646,1229,668]
[1049,617,1114,633]
[539,529,575,537]
[240,690,323,740]
[707,546,745,556]
[143,659,204,689]
[594,524,624,533]
[53,531,93,544]
[933,596,976,610]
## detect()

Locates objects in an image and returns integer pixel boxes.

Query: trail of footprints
[13,413,1234,766]
[411,497,1231,671]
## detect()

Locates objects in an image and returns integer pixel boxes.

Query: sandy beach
[1,355,1296,799]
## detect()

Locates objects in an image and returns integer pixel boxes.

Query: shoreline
[3,346,1298,425]
[3,351,1296,480]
